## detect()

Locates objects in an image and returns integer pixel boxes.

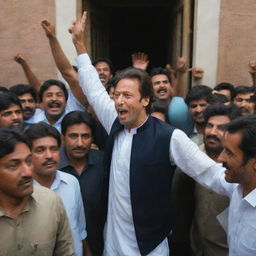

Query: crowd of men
[1,11,256,256]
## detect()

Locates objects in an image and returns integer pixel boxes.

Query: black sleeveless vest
[101,116,176,255]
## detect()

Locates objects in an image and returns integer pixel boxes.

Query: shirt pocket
[30,239,55,256]
[240,224,256,255]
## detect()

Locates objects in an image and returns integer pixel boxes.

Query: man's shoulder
[32,186,63,205]
[57,170,80,187]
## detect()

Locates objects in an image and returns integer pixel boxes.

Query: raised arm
[249,60,256,88]
[14,53,41,91]
[70,12,116,133]
[41,20,88,107]
[131,52,149,70]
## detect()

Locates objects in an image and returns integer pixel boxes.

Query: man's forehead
[207,115,231,125]
[1,104,21,112]
[44,85,64,93]
[95,62,110,69]
[236,93,254,98]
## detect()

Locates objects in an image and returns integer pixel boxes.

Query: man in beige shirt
[0,128,74,256]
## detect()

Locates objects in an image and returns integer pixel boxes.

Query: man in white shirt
[25,122,90,256]
[70,13,256,256]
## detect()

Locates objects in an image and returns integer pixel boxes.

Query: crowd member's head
[9,84,37,120]
[233,86,255,115]
[185,85,213,128]
[0,92,23,129]
[0,86,8,93]
[208,93,229,105]
[150,98,168,122]
[106,77,115,99]
[93,58,113,87]
[113,67,153,129]
[61,111,94,161]
[150,67,174,104]
[39,79,68,124]
[213,82,236,102]
[218,115,256,188]
[0,128,33,200]
[25,123,61,185]
[203,104,241,159]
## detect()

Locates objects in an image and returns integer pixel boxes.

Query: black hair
[224,115,256,165]
[113,67,153,114]
[9,84,38,102]
[93,58,114,74]
[61,111,95,136]
[0,86,8,93]
[214,82,236,100]
[38,79,68,103]
[185,85,213,105]
[204,104,241,123]
[151,98,168,115]
[0,128,31,158]
[208,93,229,105]
[234,85,255,98]
[0,92,22,111]
[149,67,172,84]
[25,122,61,147]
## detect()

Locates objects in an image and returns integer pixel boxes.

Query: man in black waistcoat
[70,12,222,256]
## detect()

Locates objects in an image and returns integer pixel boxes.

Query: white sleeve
[170,129,236,197]
[76,54,117,134]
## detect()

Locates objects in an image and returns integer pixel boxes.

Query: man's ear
[142,97,150,107]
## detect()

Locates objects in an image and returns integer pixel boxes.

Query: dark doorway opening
[109,7,172,71]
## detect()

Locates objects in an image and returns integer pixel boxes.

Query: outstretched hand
[192,67,204,80]
[176,57,188,73]
[14,53,25,64]
[41,20,56,38]
[69,11,87,45]
[249,60,256,74]
[131,52,149,70]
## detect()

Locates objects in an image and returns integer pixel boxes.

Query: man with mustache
[93,58,113,87]
[150,67,194,135]
[233,85,255,115]
[0,128,75,255]
[25,123,90,256]
[59,111,104,256]
[9,84,39,126]
[185,85,213,145]
[190,104,241,256]
[0,92,23,129]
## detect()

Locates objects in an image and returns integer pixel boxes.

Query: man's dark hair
[208,93,229,105]
[61,111,95,136]
[234,85,255,98]
[93,58,114,74]
[150,67,172,84]
[204,104,241,123]
[0,128,31,158]
[0,92,22,111]
[38,79,68,103]
[0,86,8,93]
[214,82,236,100]
[185,85,213,105]
[224,114,256,165]
[25,122,61,147]
[113,67,153,114]
[151,98,168,115]
[10,84,38,102]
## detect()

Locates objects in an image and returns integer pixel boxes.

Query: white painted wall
[192,0,221,87]
[55,0,77,81]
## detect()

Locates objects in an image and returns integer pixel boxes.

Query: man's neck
[242,181,256,197]
[0,193,30,219]
[45,113,62,125]
[67,154,88,176]
[34,174,56,188]
[195,123,205,134]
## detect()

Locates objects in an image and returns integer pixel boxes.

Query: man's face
[63,123,93,160]
[0,104,23,128]
[151,74,173,101]
[41,85,66,120]
[188,99,209,125]
[31,136,60,177]
[234,93,255,115]
[0,142,33,199]
[114,78,149,130]
[204,115,230,156]
[95,62,113,87]
[18,93,36,120]
[218,132,255,185]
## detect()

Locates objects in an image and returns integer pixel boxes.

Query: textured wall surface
[217,0,256,86]
[0,0,57,87]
